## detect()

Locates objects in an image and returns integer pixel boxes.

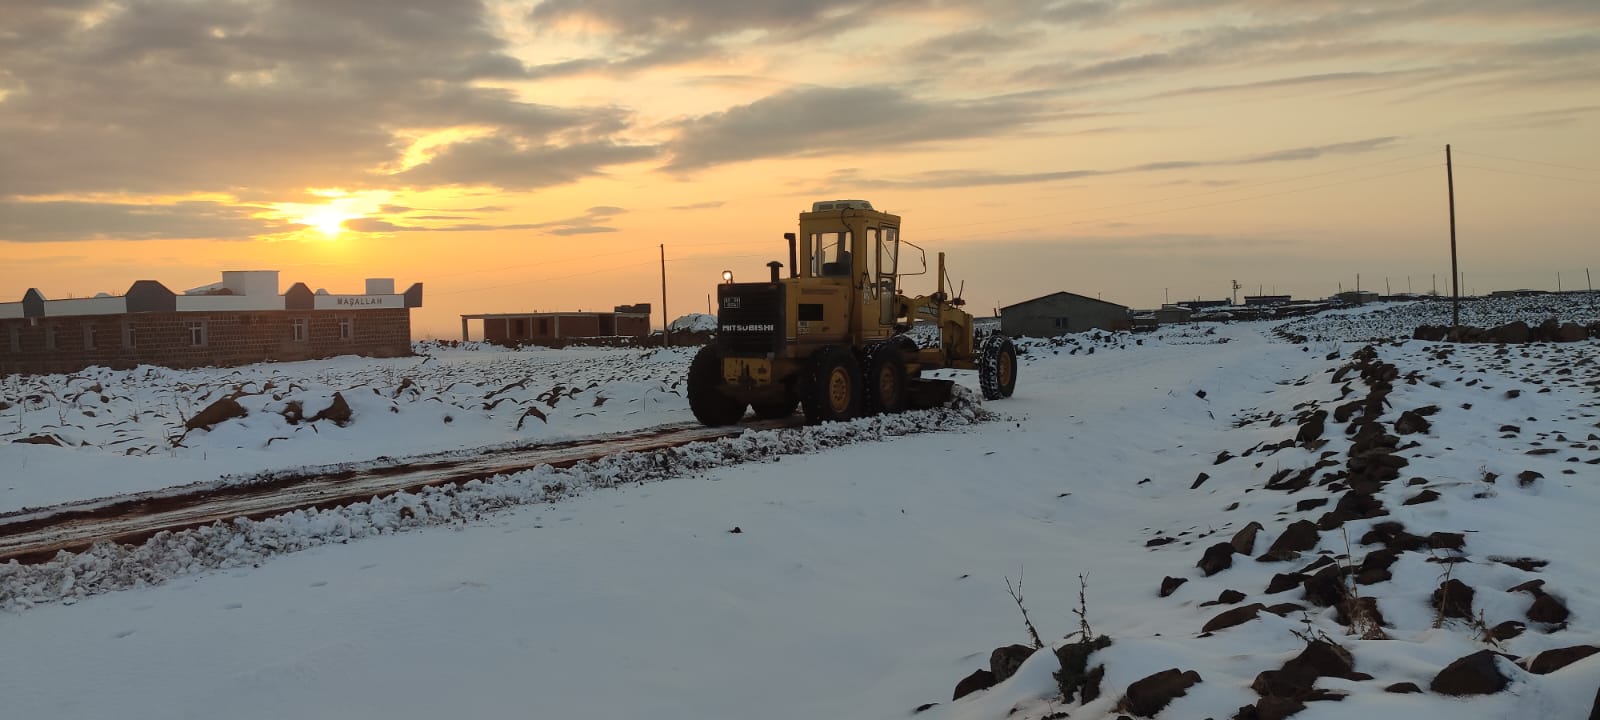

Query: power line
[1454,149,1600,174]
[1454,163,1600,186]
[927,162,1441,242]
[915,148,1437,235]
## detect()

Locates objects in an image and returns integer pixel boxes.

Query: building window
[122,323,137,348]
[339,317,353,340]
[292,318,308,342]
[189,321,208,347]
[1054,317,1070,329]
[45,324,58,350]
[84,324,97,349]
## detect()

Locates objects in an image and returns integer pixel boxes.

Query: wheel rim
[828,367,851,413]
[878,366,898,406]
[999,350,1014,387]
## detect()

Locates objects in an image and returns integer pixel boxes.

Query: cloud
[809,136,1402,190]
[347,205,628,236]
[393,135,659,190]
[670,201,726,210]
[665,85,1051,173]
[0,0,643,199]
[0,200,290,243]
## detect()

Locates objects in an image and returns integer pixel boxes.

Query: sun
[299,206,357,239]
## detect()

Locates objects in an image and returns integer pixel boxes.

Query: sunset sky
[2,0,1597,338]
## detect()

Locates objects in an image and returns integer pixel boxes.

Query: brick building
[0,271,423,375]
[460,303,651,345]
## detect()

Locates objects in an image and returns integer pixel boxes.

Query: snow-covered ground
[2,299,1598,720]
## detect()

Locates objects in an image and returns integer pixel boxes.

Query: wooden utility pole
[1447,145,1460,329]
[660,244,669,346]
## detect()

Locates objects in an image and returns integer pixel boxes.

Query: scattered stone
[1264,603,1306,617]
[1117,668,1201,718]
[990,644,1036,683]
[1199,542,1236,576]
[1159,576,1187,597]
[185,397,248,431]
[11,434,61,446]
[1191,472,1210,489]
[1491,556,1548,572]
[1053,635,1112,704]
[1202,603,1264,633]
[1232,522,1265,554]
[1433,579,1475,620]
[1426,532,1465,551]
[1296,411,1327,444]
[1430,650,1514,696]
[1201,589,1247,607]
[1385,682,1423,694]
[1394,410,1431,435]
[1526,645,1599,675]
[1259,520,1320,562]
[1216,451,1235,465]
[1402,489,1440,505]
[953,668,996,700]
[1146,536,1177,548]
[1528,593,1571,624]
[1517,470,1543,487]
[310,392,353,426]
[1265,572,1307,594]
[1489,621,1526,641]
[1294,498,1329,512]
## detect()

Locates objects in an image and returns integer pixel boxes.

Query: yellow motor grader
[688,199,1017,426]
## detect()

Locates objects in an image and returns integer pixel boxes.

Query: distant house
[1333,290,1380,305]
[1242,295,1292,306]
[1000,292,1131,337]
[0,270,422,376]
[461,304,652,344]
[1153,304,1194,324]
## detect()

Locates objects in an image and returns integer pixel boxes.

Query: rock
[1517,470,1543,487]
[1433,579,1475,620]
[1301,566,1347,608]
[1232,522,1265,554]
[1260,572,1305,596]
[1430,650,1514,696]
[1117,668,1201,717]
[953,668,996,700]
[1402,489,1440,505]
[1216,451,1235,465]
[1054,635,1113,703]
[1490,621,1526,641]
[1426,532,1465,551]
[11,434,61,446]
[1264,603,1305,617]
[1558,322,1587,342]
[1385,681,1424,693]
[1191,472,1210,489]
[1528,593,1571,624]
[185,397,248,431]
[1146,536,1176,547]
[1199,542,1236,576]
[1527,645,1599,675]
[310,392,353,425]
[1261,520,1320,561]
[1159,576,1188,597]
[1294,498,1329,512]
[1296,411,1327,443]
[990,644,1036,683]
[1414,325,1448,341]
[1591,686,1599,720]
[1354,548,1400,585]
[1487,321,1530,344]
[1394,410,1431,435]
[1202,603,1264,633]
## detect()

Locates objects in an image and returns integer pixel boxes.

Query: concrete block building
[460,304,652,345]
[1000,291,1131,337]
[0,271,422,375]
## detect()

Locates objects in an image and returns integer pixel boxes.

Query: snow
[670,313,718,332]
[3,297,1599,720]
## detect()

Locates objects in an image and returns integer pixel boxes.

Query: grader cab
[687,200,1017,426]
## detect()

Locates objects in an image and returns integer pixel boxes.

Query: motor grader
[688,199,1017,426]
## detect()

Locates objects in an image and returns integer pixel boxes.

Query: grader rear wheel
[802,346,862,423]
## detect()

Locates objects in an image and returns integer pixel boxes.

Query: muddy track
[0,419,801,564]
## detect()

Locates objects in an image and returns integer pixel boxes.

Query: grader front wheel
[688,346,748,426]
[978,333,1018,400]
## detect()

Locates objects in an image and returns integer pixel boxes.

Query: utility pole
[1386,277,1391,296]
[1231,280,1240,305]
[660,244,669,347]
[1557,272,1562,293]
[1447,144,1460,329]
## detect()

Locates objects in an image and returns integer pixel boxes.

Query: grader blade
[906,378,955,409]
